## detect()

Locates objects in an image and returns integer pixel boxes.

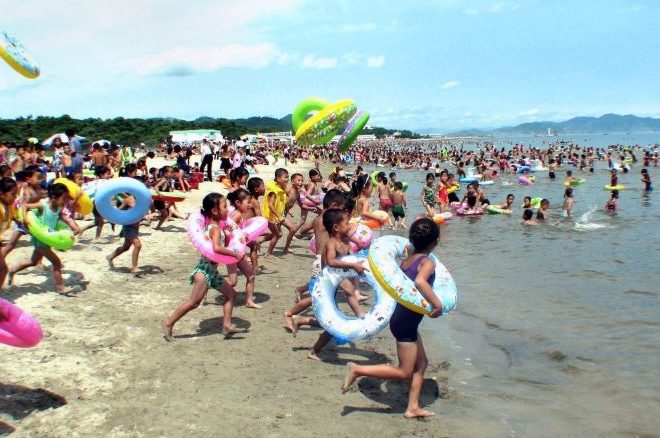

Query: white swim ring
[311,254,396,344]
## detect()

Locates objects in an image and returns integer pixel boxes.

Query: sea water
[366,142,659,436]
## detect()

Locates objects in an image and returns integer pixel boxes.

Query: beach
[1,156,453,437]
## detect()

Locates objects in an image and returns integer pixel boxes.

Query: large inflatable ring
[368,235,457,315]
[0,32,40,79]
[338,111,370,152]
[53,178,93,215]
[312,254,396,344]
[95,177,151,225]
[292,97,330,134]
[295,99,357,146]
[27,210,74,250]
[0,298,43,348]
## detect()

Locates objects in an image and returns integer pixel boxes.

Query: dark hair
[227,188,250,206]
[322,189,346,209]
[95,165,111,177]
[523,196,531,202]
[564,187,573,198]
[507,193,514,199]
[409,218,439,252]
[230,167,249,183]
[389,172,396,178]
[274,168,288,179]
[0,176,17,193]
[247,177,264,195]
[322,208,347,235]
[309,169,320,178]
[201,193,224,218]
[394,181,403,190]
[611,189,619,198]
[121,163,138,177]
[351,174,369,198]
[426,173,435,181]
[48,182,69,199]
[291,173,303,181]
[523,209,533,220]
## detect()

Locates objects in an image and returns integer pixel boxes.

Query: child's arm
[358,198,383,221]
[251,198,262,216]
[209,225,244,260]
[402,193,407,208]
[325,239,365,273]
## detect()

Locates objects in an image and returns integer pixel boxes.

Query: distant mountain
[448,114,660,136]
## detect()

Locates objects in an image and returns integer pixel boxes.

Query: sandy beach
[1,156,451,437]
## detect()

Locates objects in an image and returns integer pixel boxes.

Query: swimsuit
[189,224,225,289]
[31,199,61,249]
[423,186,436,207]
[379,197,393,210]
[389,255,436,343]
[392,205,405,220]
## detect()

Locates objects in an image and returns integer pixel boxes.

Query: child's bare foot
[130,268,140,274]
[404,408,435,419]
[357,293,369,302]
[284,248,295,254]
[307,349,321,361]
[264,253,274,259]
[284,313,294,332]
[162,321,174,342]
[341,362,358,393]
[106,255,114,269]
[56,287,74,296]
[246,301,263,309]
[293,288,302,303]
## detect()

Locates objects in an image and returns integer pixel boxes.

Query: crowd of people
[0,131,657,418]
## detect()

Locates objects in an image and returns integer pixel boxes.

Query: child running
[106,177,148,273]
[262,168,290,258]
[0,177,20,289]
[8,183,80,294]
[340,218,443,419]
[162,193,239,341]
[226,188,260,309]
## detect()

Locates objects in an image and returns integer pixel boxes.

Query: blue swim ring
[94,177,151,225]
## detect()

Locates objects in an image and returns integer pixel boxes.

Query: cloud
[441,80,461,90]
[518,108,540,117]
[123,43,280,76]
[301,55,338,69]
[366,55,386,68]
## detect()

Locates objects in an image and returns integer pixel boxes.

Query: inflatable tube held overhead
[311,254,396,344]
[0,298,43,348]
[94,177,151,225]
[292,97,330,134]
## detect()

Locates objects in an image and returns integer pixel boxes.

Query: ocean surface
[363,134,659,436]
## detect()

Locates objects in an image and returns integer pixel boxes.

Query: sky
[1,0,659,133]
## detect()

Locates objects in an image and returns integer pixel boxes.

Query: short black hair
[409,218,439,252]
[48,183,69,199]
[247,177,264,195]
[322,208,347,235]
[323,189,346,209]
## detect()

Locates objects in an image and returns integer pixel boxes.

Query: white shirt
[201,143,212,156]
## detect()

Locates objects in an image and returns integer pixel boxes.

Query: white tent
[41,133,87,147]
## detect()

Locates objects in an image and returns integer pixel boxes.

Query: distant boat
[547,128,556,137]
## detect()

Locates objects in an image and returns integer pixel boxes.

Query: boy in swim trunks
[376,173,393,227]
[391,181,407,230]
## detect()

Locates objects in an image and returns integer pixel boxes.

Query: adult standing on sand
[199,139,214,182]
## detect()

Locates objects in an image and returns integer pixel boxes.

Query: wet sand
[1,157,451,436]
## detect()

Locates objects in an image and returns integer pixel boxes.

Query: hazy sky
[1,0,658,132]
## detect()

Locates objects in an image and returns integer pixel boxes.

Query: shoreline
[1,157,453,436]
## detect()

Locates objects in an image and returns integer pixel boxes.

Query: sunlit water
[363,150,659,435]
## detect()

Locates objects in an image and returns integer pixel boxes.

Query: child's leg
[308,331,332,360]
[341,340,418,392]
[106,239,131,268]
[0,252,8,289]
[405,336,434,418]
[249,242,260,273]
[291,314,320,337]
[162,273,209,341]
[217,280,236,334]
[283,212,307,252]
[284,295,312,331]
[225,263,239,288]
[238,258,260,309]
[8,248,43,283]
[40,248,65,293]
[94,211,105,240]
[155,208,168,229]
[1,229,24,257]
[130,237,141,273]
[265,222,281,257]
[340,279,366,317]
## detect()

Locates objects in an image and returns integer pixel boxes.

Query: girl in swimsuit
[420,173,438,217]
[341,218,443,418]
